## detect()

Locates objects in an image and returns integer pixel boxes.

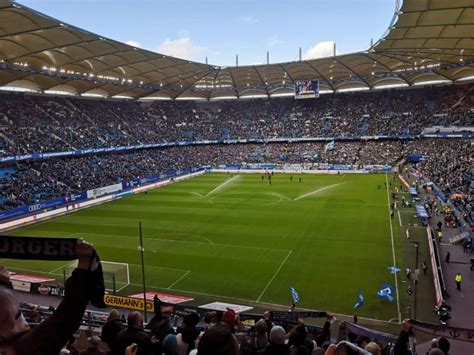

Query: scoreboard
[294,80,319,99]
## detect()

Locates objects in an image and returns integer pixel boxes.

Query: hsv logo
[38,284,50,296]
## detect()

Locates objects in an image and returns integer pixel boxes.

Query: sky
[18,0,396,66]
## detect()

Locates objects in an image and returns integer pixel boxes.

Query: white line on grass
[209,194,284,208]
[385,173,401,323]
[205,175,240,197]
[397,211,403,227]
[293,182,346,201]
[80,232,291,253]
[48,262,73,274]
[256,250,293,302]
[149,233,215,245]
[267,192,292,202]
[190,192,204,198]
[167,270,191,289]
[128,263,189,273]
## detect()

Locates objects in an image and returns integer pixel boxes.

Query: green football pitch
[2,172,404,321]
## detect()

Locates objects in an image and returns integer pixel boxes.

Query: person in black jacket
[116,312,151,355]
[0,240,101,355]
[101,309,125,355]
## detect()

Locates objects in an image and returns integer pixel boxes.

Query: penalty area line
[167,270,191,290]
[256,250,293,302]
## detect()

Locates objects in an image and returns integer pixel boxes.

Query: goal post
[64,260,130,293]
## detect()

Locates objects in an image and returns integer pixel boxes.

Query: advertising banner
[104,294,154,312]
[87,183,123,199]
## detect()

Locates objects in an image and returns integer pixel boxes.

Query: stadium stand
[0,0,473,353]
[0,85,472,155]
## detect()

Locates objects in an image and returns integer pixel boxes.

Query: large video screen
[294,80,319,99]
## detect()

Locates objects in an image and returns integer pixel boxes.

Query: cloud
[304,41,338,60]
[239,15,259,24]
[266,35,284,48]
[157,37,209,62]
[126,40,141,48]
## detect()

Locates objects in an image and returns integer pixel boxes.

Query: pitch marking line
[209,194,284,208]
[256,250,293,302]
[267,192,292,202]
[128,263,189,273]
[294,182,346,201]
[205,175,240,197]
[386,173,401,323]
[78,232,291,253]
[167,270,191,290]
[48,262,73,275]
[190,192,204,198]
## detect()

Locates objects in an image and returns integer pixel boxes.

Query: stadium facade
[0,0,473,100]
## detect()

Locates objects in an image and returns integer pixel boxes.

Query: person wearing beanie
[197,324,239,355]
[162,334,178,355]
[264,326,289,355]
[438,337,450,354]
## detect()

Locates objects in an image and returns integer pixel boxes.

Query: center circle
[209,193,282,207]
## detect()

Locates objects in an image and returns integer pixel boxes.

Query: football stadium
[0,0,473,354]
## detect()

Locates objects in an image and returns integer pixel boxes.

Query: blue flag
[388,266,401,274]
[377,283,395,302]
[353,289,364,309]
[290,286,300,304]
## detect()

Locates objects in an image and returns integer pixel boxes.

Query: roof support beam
[361,52,411,86]
[304,61,335,91]
[331,57,371,88]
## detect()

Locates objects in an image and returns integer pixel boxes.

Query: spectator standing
[445,252,450,264]
[116,312,151,355]
[80,336,105,355]
[101,309,125,355]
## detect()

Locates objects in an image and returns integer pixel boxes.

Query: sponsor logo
[104,294,154,311]
[129,292,193,305]
[28,204,42,212]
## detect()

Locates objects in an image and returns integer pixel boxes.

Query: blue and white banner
[415,204,429,218]
[290,286,300,304]
[353,289,364,309]
[377,283,395,302]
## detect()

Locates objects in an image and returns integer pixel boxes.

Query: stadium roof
[0,0,473,99]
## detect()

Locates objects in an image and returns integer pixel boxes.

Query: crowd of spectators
[0,84,471,156]
[1,139,471,212]
[10,296,456,355]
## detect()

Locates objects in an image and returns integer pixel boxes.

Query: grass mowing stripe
[386,173,401,322]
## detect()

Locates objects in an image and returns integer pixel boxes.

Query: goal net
[64,260,130,293]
